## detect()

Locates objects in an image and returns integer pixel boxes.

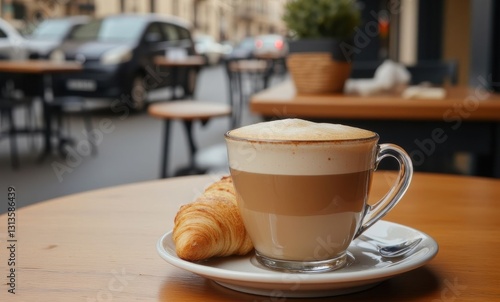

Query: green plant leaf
[283,0,361,40]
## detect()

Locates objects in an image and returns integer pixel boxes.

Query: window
[161,23,179,41]
[144,23,164,42]
[178,27,191,40]
[69,17,147,42]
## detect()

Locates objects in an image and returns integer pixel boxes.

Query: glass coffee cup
[225,119,413,273]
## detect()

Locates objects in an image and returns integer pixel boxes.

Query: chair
[6,72,96,159]
[0,82,36,168]
[224,58,270,128]
[48,95,96,157]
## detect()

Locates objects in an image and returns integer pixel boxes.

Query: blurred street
[0,64,264,212]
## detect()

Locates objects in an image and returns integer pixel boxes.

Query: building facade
[0,0,287,42]
[94,0,287,42]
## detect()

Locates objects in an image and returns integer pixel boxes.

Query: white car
[194,34,224,65]
[0,18,28,60]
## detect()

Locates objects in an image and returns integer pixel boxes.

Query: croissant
[173,176,253,261]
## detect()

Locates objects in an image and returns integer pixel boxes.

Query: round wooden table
[1,172,499,301]
[148,101,231,178]
[0,60,84,160]
[153,56,205,99]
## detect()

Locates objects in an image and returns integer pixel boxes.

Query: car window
[32,19,72,40]
[238,38,255,49]
[178,27,191,40]
[160,23,179,41]
[143,22,164,42]
[66,24,85,39]
[70,20,99,40]
[69,18,147,42]
[0,29,7,38]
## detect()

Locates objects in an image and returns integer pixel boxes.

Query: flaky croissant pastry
[173,176,253,261]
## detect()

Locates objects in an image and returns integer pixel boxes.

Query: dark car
[52,14,197,110]
[26,16,90,59]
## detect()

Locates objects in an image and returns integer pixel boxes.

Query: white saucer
[157,220,438,298]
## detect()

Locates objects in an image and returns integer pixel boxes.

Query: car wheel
[129,74,147,111]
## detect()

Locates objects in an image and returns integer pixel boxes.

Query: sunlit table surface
[1,172,499,301]
[250,80,500,120]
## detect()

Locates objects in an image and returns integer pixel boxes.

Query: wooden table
[0,60,83,158]
[251,81,500,177]
[1,172,499,301]
[148,101,231,178]
[226,59,270,127]
[154,56,205,99]
[0,60,82,74]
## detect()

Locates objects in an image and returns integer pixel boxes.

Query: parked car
[194,34,224,65]
[220,40,234,56]
[51,14,197,111]
[0,18,28,60]
[253,34,288,58]
[26,16,90,59]
[223,36,255,60]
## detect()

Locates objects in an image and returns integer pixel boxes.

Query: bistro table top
[0,59,82,73]
[148,101,231,121]
[250,80,500,121]
[1,172,499,301]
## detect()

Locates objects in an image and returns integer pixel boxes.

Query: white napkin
[402,86,446,99]
[344,60,411,96]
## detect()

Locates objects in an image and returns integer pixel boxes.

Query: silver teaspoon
[357,235,423,258]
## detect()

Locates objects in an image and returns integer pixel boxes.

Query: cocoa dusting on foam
[229,119,375,141]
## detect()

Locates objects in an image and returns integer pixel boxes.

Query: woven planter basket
[287,52,352,94]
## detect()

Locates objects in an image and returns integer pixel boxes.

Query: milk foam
[225,119,379,175]
[228,119,375,141]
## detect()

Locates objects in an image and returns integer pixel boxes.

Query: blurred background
[0,0,492,86]
[0,0,498,212]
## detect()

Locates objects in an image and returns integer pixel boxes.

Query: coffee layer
[241,209,361,261]
[227,138,377,175]
[226,119,378,175]
[231,169,370,215]
[231,170,371,260]
[228,119,376,141]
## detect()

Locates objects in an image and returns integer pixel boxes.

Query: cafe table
[151,55,227,177]
[226,59,271,127]
[250,80,500,178]
[153,55,205,100]
[1,172,499,301]
[0,60,82,158]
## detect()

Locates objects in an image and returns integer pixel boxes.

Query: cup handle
[354,143,413,238]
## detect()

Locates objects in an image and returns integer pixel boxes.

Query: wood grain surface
[1,172,499,301]
[148,101,231,121]
[0,60,82,73]
[250,80,500,121]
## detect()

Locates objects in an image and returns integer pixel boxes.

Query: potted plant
[283,0,361,94]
